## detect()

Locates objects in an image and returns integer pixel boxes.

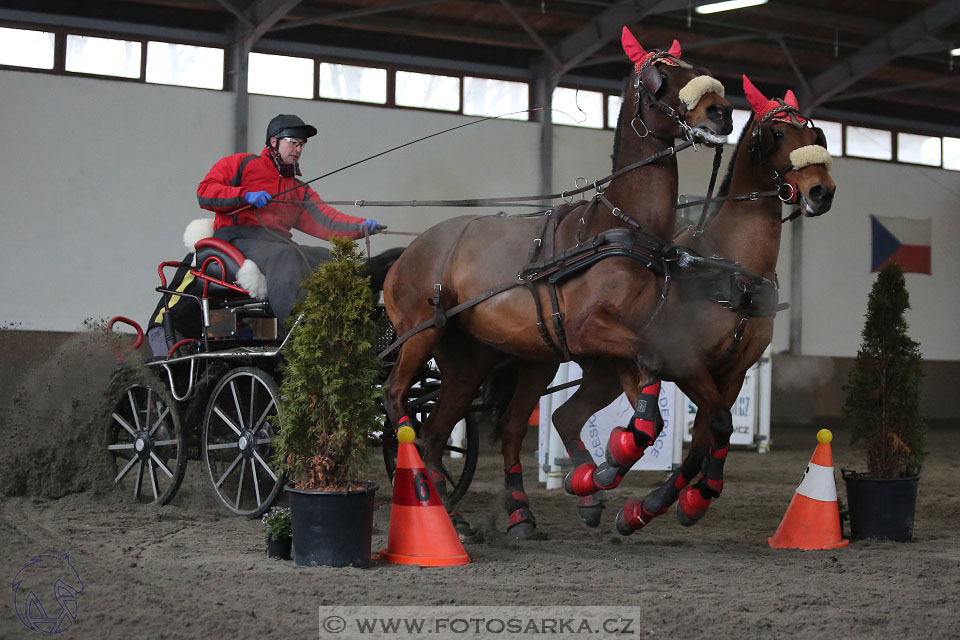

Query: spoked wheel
[202,366,285,517]
[105,369,187,504]
[382,360,480,505]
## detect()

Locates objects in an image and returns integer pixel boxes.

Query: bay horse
[559,75,836,535]
[383,28,732,537]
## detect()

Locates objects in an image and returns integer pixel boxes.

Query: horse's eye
[660,72,668,84]
[773,130,784,141]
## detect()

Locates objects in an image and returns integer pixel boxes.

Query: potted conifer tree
[841,261,926,541]
[275,237,383,567]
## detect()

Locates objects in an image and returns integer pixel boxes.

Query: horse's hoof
[506,521,538,539]
[614,509,635,536]
[576,493,605,528]
[449,512,477,538]
[577,505,604,528]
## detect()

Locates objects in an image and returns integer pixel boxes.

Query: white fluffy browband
[679,76,724,110]
[237,260,268,299]
[790,145,832,171]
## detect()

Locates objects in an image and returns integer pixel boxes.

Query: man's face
[273,136,306,164]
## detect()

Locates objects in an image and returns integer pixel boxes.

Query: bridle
[629,53,701,145]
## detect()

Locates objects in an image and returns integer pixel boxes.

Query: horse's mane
[714,113,756,200]
[611,75,632,171]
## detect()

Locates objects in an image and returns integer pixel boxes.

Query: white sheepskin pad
[789,145,832,171]
[183,218,215,250]
[237,259,268,300]
[679,76,725,110]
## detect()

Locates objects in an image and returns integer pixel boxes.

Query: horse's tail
[364,247,405,295]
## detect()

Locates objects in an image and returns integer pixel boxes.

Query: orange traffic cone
[380,426,470,566]
[769,429,849,550]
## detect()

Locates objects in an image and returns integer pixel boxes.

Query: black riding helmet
[265,114,318,146]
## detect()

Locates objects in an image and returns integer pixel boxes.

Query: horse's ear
[784,89,799,109]
[742,74,769,119]
[668,39,682,58]
[813,126,828,150]
[640,63,664,97]
[621,27,647,65]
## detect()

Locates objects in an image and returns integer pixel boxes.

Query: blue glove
[362,219,386,234]
[243,190,272,208]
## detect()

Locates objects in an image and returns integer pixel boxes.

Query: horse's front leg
[498,361,559,538]
[616,376,732,535]
[564,362,664,497]
[550,361,623,527]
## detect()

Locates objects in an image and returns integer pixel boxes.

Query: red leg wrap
[565,462,599,496]
[676,485,712,526]
[607,426,647,467]
[617,498,668,534]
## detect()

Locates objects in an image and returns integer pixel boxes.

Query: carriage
[104,231,482,518]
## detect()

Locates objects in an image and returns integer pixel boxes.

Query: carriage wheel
[381,361,480,505]
[202,366,285,517]
[105,370,187,505]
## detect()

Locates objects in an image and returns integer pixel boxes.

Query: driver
[196,113,383,326]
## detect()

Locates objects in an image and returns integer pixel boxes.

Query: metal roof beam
[268,0,449,33]
[546,0,690,81]
[805,0,960,110]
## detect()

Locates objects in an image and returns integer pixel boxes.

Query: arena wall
[2,68,958,419]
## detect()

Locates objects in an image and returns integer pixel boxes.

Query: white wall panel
[2,68,958,363]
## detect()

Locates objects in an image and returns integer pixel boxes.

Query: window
[943,137,960,171]
[146,42,223,90]
[66,35,141,78]
[897,132,941,167]
[463,77,528,120]
[607,95,621,129]
[846,125,892,161]
[396,71,460,111]
[816,120,843,155]
[551,87,603,128]
[248,52,313,99]
[726,109,753,145]
[0,27,55,69]
[319,63,386,104]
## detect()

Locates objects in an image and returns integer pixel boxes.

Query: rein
[326,139,695,213]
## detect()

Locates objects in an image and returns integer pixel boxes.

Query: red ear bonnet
[622,27,683,73]
[621,27,648,68]
[743,75,807,124]
[784,90,799,109]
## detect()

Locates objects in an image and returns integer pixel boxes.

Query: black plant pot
[842,470,919,542]
[267,536,292,560]
[285,482,378,568]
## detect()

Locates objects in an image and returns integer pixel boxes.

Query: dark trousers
[213,226,330,325]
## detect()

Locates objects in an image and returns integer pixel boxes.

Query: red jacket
[197,147,366,240]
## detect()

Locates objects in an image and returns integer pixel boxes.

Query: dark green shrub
[843,262,926,477]
[274,237,382,490]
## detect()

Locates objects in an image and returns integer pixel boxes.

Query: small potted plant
[841,261,926,541]
[274,237,383,567]
[262,506,292,560]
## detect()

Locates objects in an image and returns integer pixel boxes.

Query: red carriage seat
[185,220,268,302]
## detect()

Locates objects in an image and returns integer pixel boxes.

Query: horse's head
[743,75,836,217]
[621,27,732,146]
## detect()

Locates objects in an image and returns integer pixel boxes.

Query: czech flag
[870,215,931,275]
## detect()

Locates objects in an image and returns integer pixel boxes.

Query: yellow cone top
[816,429,833,445]
[397,425,416,444]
